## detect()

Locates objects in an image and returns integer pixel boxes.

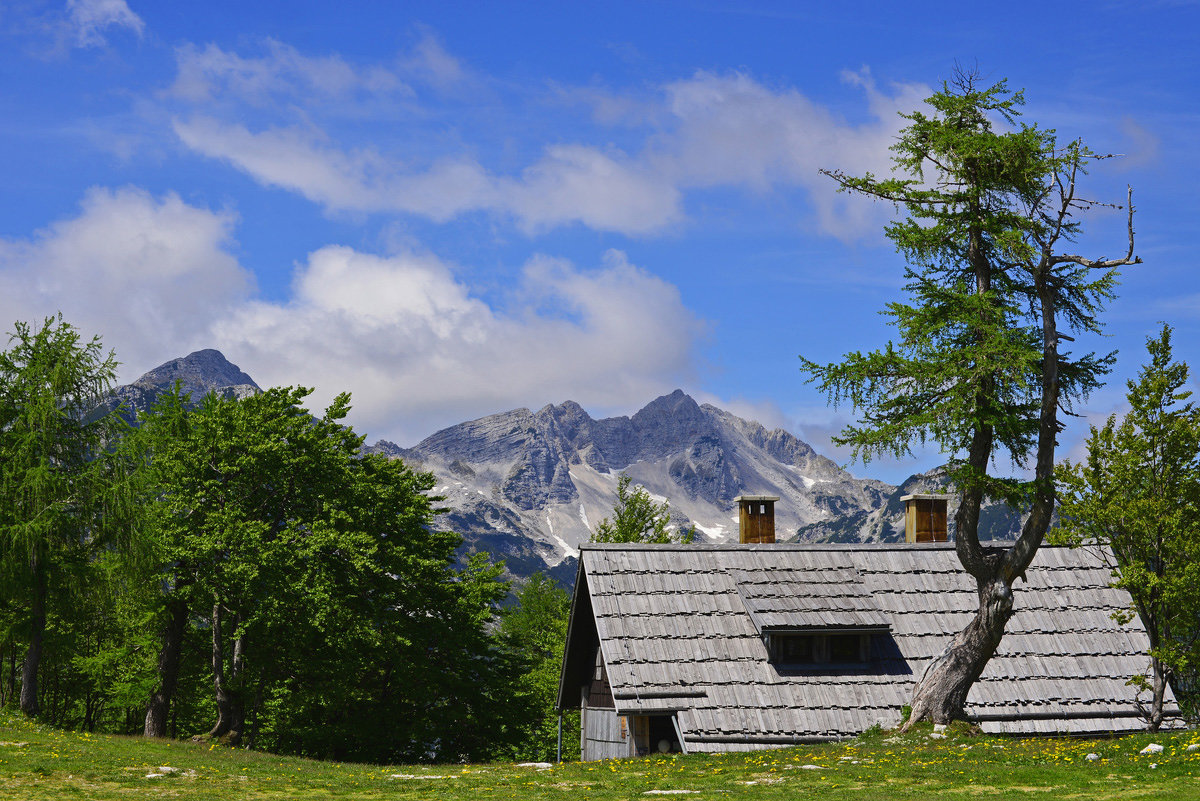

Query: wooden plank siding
[581,705,633,761]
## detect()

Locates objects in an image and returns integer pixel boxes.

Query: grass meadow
[2,712,1200,799]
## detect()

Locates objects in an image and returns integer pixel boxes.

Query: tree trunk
[1147,655,1166,732]
[144,597,188,737]
[19,556,47,717]
[902,243,1062,730]
[207,603,245,744]
[906,575,1014,724]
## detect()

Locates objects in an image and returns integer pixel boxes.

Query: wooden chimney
[736,495,779,544]
[901,494,950,543]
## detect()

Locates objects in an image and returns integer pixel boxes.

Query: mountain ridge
[109,350,1023,585]
[375,387,897,580]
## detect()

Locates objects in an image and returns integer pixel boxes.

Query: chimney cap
[735,494,780,503]
[900,493,953,502]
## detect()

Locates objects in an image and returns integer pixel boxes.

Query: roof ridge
[579,541,1038,552]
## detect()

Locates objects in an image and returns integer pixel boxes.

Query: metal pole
[557,711,563,762]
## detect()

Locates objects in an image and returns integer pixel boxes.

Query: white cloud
[0,187,704,442]
[402,28,465,89]
[654,68,928,238]
[502,145,682,233]
[0,187,250,377]
[165,38,927,238]
[66,0,143,48]
[212,247,704,442]
[169,40,407,105]
[173,117,682,232]
[172,117,398,211]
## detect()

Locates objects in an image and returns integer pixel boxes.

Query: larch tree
[803,69,1140,725]
[0,315,133,717]
[1055,325,1200,730]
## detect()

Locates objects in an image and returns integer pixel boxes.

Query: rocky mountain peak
[133,349,259,398]
[104,349,259,423]
[629,389,713,458]
[633,388,703,424]
[534,400,595,442]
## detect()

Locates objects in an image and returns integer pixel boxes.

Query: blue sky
[1,1,1197,484]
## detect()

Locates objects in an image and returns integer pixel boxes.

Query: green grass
[2,713,1199,799]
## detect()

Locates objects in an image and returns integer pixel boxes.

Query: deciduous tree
[591,473,694,544]
[1055,325,1200,729]
[131,383,517,759]
[804,69,1140,725]
[134,385,365,744]
[498,572,579,761]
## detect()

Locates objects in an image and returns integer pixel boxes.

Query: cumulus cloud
[165,38,925,238]
[65,0,143,48]
[212,246,704,442]
[0,186,250,376]
[0,187,703,442]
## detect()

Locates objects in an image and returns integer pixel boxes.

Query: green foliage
[498,573,580,761]
[591,473,694,544]
[1055,325,1200,716]
[0,315,130,558]
[124,382,517,761]
[0,315,135,716]
[805,73,1122,507]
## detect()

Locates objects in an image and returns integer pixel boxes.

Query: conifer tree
[0,315,132,717]
[804,69,1140,725]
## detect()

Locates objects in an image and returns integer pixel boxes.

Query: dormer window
[767,630,873,667]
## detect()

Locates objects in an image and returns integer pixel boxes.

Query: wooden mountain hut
[556,502,1177,759]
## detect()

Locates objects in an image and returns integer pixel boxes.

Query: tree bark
[19,556,47,717]
[1148,655,1166,731]
[907,574,1013,724]
[207,603,245,744]
[1139,597,1168,732]
[144,596,188,737]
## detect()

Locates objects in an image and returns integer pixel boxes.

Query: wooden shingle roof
[558,542,1177,750]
